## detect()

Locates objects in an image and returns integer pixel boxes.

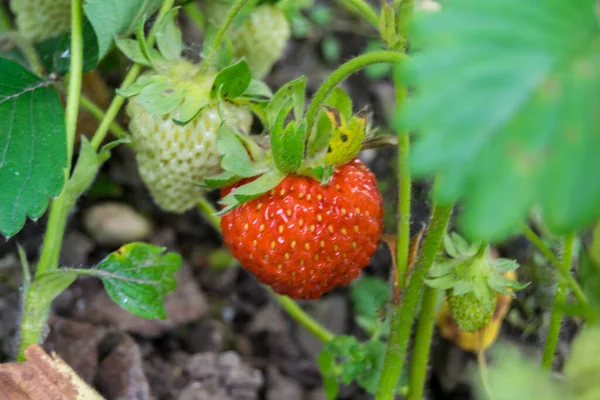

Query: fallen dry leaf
[0,344,104,399]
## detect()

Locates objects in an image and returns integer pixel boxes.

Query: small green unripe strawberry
[205,1,291,78]
[127,97,251,213]
[10,0,71,42]
[426,233,527,333]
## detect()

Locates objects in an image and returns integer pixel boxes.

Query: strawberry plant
[1,0,600,399]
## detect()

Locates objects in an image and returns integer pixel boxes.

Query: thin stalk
[0,3,11,31]
[394,70,411,290]
[184,1,205,33]
[91,0,175,149]
[79,95,128,139]
[541,233,575,370]
[338,0,379,28]
[407,284,438,400]
[196,197,335,344]
[305,51,406,135]
[376,203,453,400]
[522,224,587,306]
[18,0,84,360]
[201,0,251,68]
[395,0,414,50]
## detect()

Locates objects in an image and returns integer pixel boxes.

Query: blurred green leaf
[350,276,390,320]
[271,103,305,173]
[35,17,99,74]
[400,0,600,241]
[0,58,66,237]
[267,76,306,127]
[321,36,341,64]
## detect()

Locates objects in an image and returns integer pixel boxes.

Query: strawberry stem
[541,232,575,371]
[305,51,407,140]
[339,0,380,28]
[521,224,587,306]
[376,202,453,400]
[196,197,335,344]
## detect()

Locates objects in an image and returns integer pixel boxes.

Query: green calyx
[116,8,272,124]
[426,232,528,332]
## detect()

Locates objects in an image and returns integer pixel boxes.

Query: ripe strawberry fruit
[10,0,71,42]
[220,158,383,299]
[205,1,291,78]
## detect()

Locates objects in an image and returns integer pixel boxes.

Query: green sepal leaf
[156,8,182,61]
[35,17,99,74]
[211,59,252,99]
[0,58,66,237]
[401,0,600,240]
[116,75,156,97]
[311,165,334,185]
[84,0,161,60]
[201,170,239,189]
[137,80,184,115]
[493,258,520,272]
[173,93,208,126]
[271,107,306,173]
[309,87,353,157]
[241,79,273,101]
[267,76,306,127]
[425,274,458,290]
[89,243,181,319]
[217,124,268,177]
[452,280,474,295]
[115,38,163,66]
[218,170,286,214]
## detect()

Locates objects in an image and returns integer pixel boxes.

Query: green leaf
[218,170,286,214]
[211,59,252,99]
[87,243,182,319]
[217,124,267,178]
[309,88,353,157]
[35,17,99,74]
[115,38,163,66]
[350,276,390,320]
[401,0,600,241]
[578,246,600,312]
[137,80,184,115]
[156,8,182,61]
[321,36,341,64]
[0,58,66,237]
[84,0,161,60]
[202,170,239,189]
[312,164,334,185]
[322,377,339,400]
[267,76,306,127]
[356,341,387,394]
[271,108,306,173]
[379,3,397,48]
[242,79,273,101]
[115,75,156,97]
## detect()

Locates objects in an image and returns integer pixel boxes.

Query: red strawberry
[220,158,383,299]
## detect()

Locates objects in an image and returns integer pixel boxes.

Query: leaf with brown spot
[0,345,104,399]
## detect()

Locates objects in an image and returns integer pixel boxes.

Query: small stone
[266,366,303,400]
[43,316,106,383]
[186,353,219,381]
[305,388,328,400]
[74,263,207,337]
[83,202,153,246]
[249,304,288,335]
[178,382,231,400]
[296,295,348,357]
[96,334,151,400]
[181,318,229,353]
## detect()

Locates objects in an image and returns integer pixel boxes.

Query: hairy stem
[376,203,453,400]
[305,51,407,135]
[395,70,411,290]
[407,284,438,400]
[18,0,84,360]
[339,0,380,28]
[196,197,335,343]
[522,225,587,306]
[541,232,575,370]
[201,0,250,69]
